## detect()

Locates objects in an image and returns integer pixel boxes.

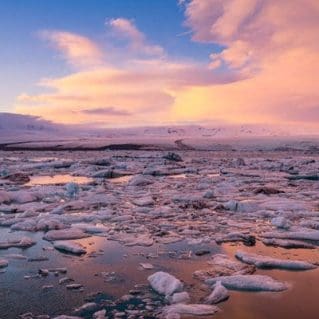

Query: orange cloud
[15,58,234,125]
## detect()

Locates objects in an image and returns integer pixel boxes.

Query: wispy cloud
[184,0,319,73]
[40,30,105,68]
[106,18,165,57]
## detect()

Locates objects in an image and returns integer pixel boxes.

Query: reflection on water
[0,230,220,318]
[217,242,319,319]
[0,229,318,319]
[222,241,319,264]
[26,174,93,186]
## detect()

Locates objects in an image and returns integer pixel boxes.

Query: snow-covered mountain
[0,113,75,144]
[0,113,59,133]
[0,112,316,143]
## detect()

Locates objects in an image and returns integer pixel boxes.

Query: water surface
[0,229,318,319]
[26,174,93,186]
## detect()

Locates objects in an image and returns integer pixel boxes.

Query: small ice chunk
[54,241,86,255]
[205,281,229,304]
[140,263,154,270]
[109,233,153,247]
[262,238,315,249]
[223,200,238,211]
[20,237,35,247]
[162,304,219,318]
[92,169,114,178]
[235,250,316,270]
[48,267,67,273]
[163,152,183,162]
[216,232,256,246]
[9,191,39,204]
[59,277,74,285]
[167,291,190,304]
[223,199,259,212]
[74,302,98,315]
[193,254,255,281]
[93,309,107,319]
[73,223,108,234]
[65,182,79,198]
[42,285,54,290]
[0,259,8,268]
[148,271,183,296]
[262,230,319,242]
[0,237,35,249]
[66,284,83,290]
[203,190,214,199]
[43,228,90,241]
[36,218,66,231]
[132,196,154,206]
[271,216,291,230]
[11,220,37,231]
[128,175,153,186]
[300,220,319,230]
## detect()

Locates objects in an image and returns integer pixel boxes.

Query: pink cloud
[40,30,104,68]
[13,4,319,132]
[107,18,165,57]
[184,0,319,73]
[211,0,259,40]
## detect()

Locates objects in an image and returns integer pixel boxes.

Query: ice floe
[206,274,288,292]
[235,250,316,270]
[193,254,255,281]
[53,241,87,255]
[43,228,91,241]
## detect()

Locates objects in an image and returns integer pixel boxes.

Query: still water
[0,228,318,318]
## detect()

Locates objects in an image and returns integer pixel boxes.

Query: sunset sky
[1,0,318,130]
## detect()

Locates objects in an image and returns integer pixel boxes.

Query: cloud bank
[15,2,319,132]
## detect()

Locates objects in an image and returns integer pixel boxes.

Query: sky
[1,0,318,131]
